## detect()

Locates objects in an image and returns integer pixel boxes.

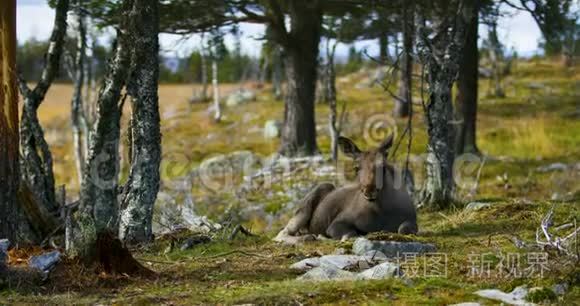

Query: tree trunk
[326,41,339,161]
[119,0,161,244]
[454,5,480,156]
[19,0,69,215]
[326,54,340,161]
[272,46,283,100]
[71,5,132,258]
[0,0,38,243]
[211,59,221,122]
[416,0,477,208]
[279,1,321,156]
[394,3,413,118]
[487,21,504,98]
[200,39,208,102]
[379,33,389,64]
[72,7,89,187]
[259,53,269,86]
[422,72,456,207]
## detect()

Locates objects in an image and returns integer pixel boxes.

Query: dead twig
[137,258,181,265]
[203,249,269,259]
[228,224,257,240]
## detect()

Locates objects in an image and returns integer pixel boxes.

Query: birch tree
[18,0,69,214]
[415,0,478,208]
[71,1,90,186]
[71,3,133,259]
[119,0,162,244]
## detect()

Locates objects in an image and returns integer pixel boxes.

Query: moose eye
[353,165,360,173]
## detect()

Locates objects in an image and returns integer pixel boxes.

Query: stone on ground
[352,238,436,257]
[290,257,321,270]
[475,286,535,306]
[263,120,282,139]
[356,261,400,280]
[226,89,256,107]
[297,264,357,281]
[290,255,367,270]
[28,251,61,273]
[464,202,492,211]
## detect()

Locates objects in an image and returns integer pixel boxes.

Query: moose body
[279,135,418,241]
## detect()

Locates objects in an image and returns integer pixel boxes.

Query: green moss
[526,287,557,303]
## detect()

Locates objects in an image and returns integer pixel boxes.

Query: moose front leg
[326,220,360,241]
[286,183,335,235]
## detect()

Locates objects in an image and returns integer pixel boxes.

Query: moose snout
[361,186,378,201]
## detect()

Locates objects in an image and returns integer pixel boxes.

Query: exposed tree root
[95,232,154,277]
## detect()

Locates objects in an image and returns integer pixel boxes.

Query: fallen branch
[535,205,579,259]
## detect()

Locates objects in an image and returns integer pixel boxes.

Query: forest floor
[2,59,580,305]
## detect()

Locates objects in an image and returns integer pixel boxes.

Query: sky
[16,0,545,59]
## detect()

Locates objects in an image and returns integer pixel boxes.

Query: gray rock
[362,250,388,261]
[320,255,365,269]
[226,89,256,107]
[356,261,400,280]
[290,255,366,270]
[298,264,356,281]
[537,162,568,172]
[464,202,492,211]
[29,251,61,273]
[333,248,347,255]
[0,239,9,253]
[290,257,321,270]
[475,286,535,306]
[552,283,568,296]
[153,191,221,235]
[263,120,282,139]
[352,238,437,257]
[200,150,258,174]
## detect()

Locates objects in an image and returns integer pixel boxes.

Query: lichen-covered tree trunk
[279,1,321,156]
[71,2,132,258]
[325,36,340,161]
[0,0,38,243]
[416,0,477,208]
[422,69,456,207]
[394,3,413,118]
[454,4,480,156]
[19,0,69,214]
[211,59,221,122]
[119,0,161,244]
[71,6,90,186]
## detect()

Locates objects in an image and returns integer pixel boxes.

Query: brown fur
[284,135,418,240]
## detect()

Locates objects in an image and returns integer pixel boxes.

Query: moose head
[338,134,394,201]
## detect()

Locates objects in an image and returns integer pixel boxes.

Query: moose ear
[378,133,394,153]
[338,136,361,159]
